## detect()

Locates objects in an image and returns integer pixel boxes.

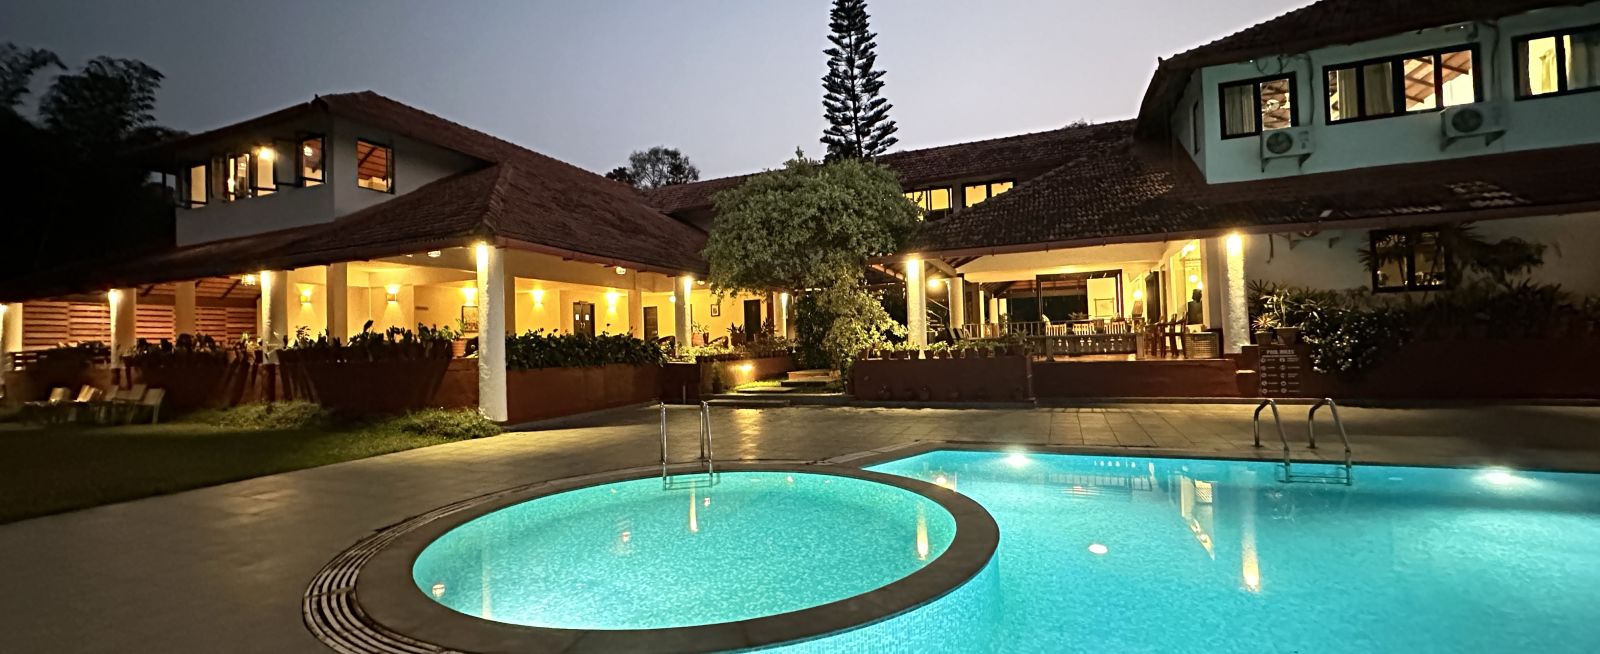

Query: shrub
[186,402,332,430]
[124,333,230,368]
[374,408,501,440]
[283,321,458,362]
[504,330,666,370]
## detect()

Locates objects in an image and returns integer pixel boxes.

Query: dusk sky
[3,0,1306,178]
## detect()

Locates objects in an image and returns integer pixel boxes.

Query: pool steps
[1254,398,1354,485]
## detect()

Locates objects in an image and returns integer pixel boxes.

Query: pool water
[411,471,956,629]
[781,450,1600,653]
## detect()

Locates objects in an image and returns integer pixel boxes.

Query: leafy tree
[705,149,917,369]
[0,43,63,112]
[820,0,898,160]
[608,146,699,189]
[41,56,170,153]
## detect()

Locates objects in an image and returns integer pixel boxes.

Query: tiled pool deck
[5,403,1600,653]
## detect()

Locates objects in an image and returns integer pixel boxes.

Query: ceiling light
[426,250,442,258]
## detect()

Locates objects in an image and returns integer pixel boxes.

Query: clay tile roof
[1135,0,1583,140]
[911,123,1600,256]
[645,125,1092,214]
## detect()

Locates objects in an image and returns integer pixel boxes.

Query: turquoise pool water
[411,471,955,629]
[780,450,1600,653]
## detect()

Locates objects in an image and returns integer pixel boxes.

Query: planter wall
[702,355,797,394]
[279,358,454,417]
[1243,338,1600,399]
[851,354,1033,402]
[1032,359,1244,398]
[507,363,663,424]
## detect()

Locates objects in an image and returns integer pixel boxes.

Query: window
[184,164,208,208]
[300,136,324,186]
[961,180,1014,208]
[1369,228,1449,292]
[1326,47,1478,123]
[252,146,276,196]
[1515,24,1600,98]
[356,139,393,193]
[1219,75,1295,138]
[905,187,951,216]
[225,152,250,202]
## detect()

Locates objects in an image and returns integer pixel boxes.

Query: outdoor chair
[99,384,148,424]
[21,387,72,424]
[63,385,105,424]
[121,388,166,425]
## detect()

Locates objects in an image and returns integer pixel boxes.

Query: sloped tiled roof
[913,121,1600,255]
[1135,0,1584,140]
[646,125,1092,214]
[3,92,710,300]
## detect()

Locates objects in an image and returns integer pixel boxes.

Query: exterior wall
[174,116,480,246]
[1194,2,1600,184]
[641,290,766,343]
[1243,212,1600,295]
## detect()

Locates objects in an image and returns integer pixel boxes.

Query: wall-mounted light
[1181,242,1196,256]
[668,295,676,304]
[1132,289,1145,301]
[461,286,478,307]
[256,146,275,162]
[426,250,442,258]
[299,287,313,305]
[107,289,122,304]
[605,291,619,312]
[927,277,943,291]
[1225,232,1244,256]
[242,274,258,286]
[386,284,400,303]
[614,266,626,275]
[695,279,705,286]
[531,289,544,308]
[737,363,754,374]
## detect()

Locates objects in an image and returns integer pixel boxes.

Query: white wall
[1191,2,1600,184]
[173,115,481,245]
[1243,212,1600,295]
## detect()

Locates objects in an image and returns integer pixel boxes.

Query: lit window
[1220,75,1295,138]
[961,180,1015,208]
[356,139,393,193]
[1515,25,1600,98]
[905,187,951,216]
[1327,48,1476,123]
[226,153,250,202]
[185,164,208,208]
[253,146,276,196]
[300,136,324,186]
[1370,228,1450,292]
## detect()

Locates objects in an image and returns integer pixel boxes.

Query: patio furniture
[121,388,166,425]
[21,387,72,424]
[62,385,105,424]
[1183,331,1221,359]
[99,384,148,424]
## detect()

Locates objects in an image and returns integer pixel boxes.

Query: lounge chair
[63,385,105,423]
[21,387,72,424]
[122,388,166,425]
[98,384,147,424]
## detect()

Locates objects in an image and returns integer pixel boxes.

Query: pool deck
[6,402,1600,653]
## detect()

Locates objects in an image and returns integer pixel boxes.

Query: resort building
[4,0,1600,408]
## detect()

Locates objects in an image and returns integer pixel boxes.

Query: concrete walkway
[5,403,1600,653]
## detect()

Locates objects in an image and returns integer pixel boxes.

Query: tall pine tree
[821,0,898,161]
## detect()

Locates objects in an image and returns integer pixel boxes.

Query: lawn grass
[0,412,485,524]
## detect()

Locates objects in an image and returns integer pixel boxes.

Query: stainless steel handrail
[659,402,670,480]
[1308,398,1353,483]
[1253,399,1292,478]
[699,401,715,477]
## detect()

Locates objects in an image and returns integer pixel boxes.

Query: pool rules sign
[1258,347,1303,397]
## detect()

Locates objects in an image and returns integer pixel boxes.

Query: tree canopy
[703,150,917,294]
[821,0,898,160]
[604,146,699,189]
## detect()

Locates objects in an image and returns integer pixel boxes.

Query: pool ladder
[660,401,718,489]
[1254,398,1353,485]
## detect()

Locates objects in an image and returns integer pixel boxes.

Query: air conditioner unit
[1442,103,1507,147]
[1259,127,1313,170]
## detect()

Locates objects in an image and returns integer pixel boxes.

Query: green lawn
[0,419,469,524]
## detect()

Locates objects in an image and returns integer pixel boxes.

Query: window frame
[1218,73,1299,140]
[1190,101,1202,154]
[1513,23,1600,100]
[960,179,1016,209]
[183,162,209,209]
[1323,45,1482,125]
[354,138,395,194]
[905,186,952,218]
[297,134,326,187]
[1368,227,1452,293]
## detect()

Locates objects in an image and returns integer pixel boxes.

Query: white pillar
[1,303,21,370]
[326,263,349,342]
[628,274,644,337]
[259,270,290,354]
[173,281,197,337]
[475,244,508,422]
[950,276,966,330]
[557,289,572,333]
[906,256,927,348]
[1201,238,1225,329]
[502,273,518,334]
[1222,233,1249,354]
[775,291,790,338]
[673,275,692,347]
[987,295,999,325]
[109,288,137,368]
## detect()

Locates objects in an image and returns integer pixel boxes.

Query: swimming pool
[789,449,1600,653]
[409,470,968,631]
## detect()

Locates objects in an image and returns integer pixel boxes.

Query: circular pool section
[411,471,958,629]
